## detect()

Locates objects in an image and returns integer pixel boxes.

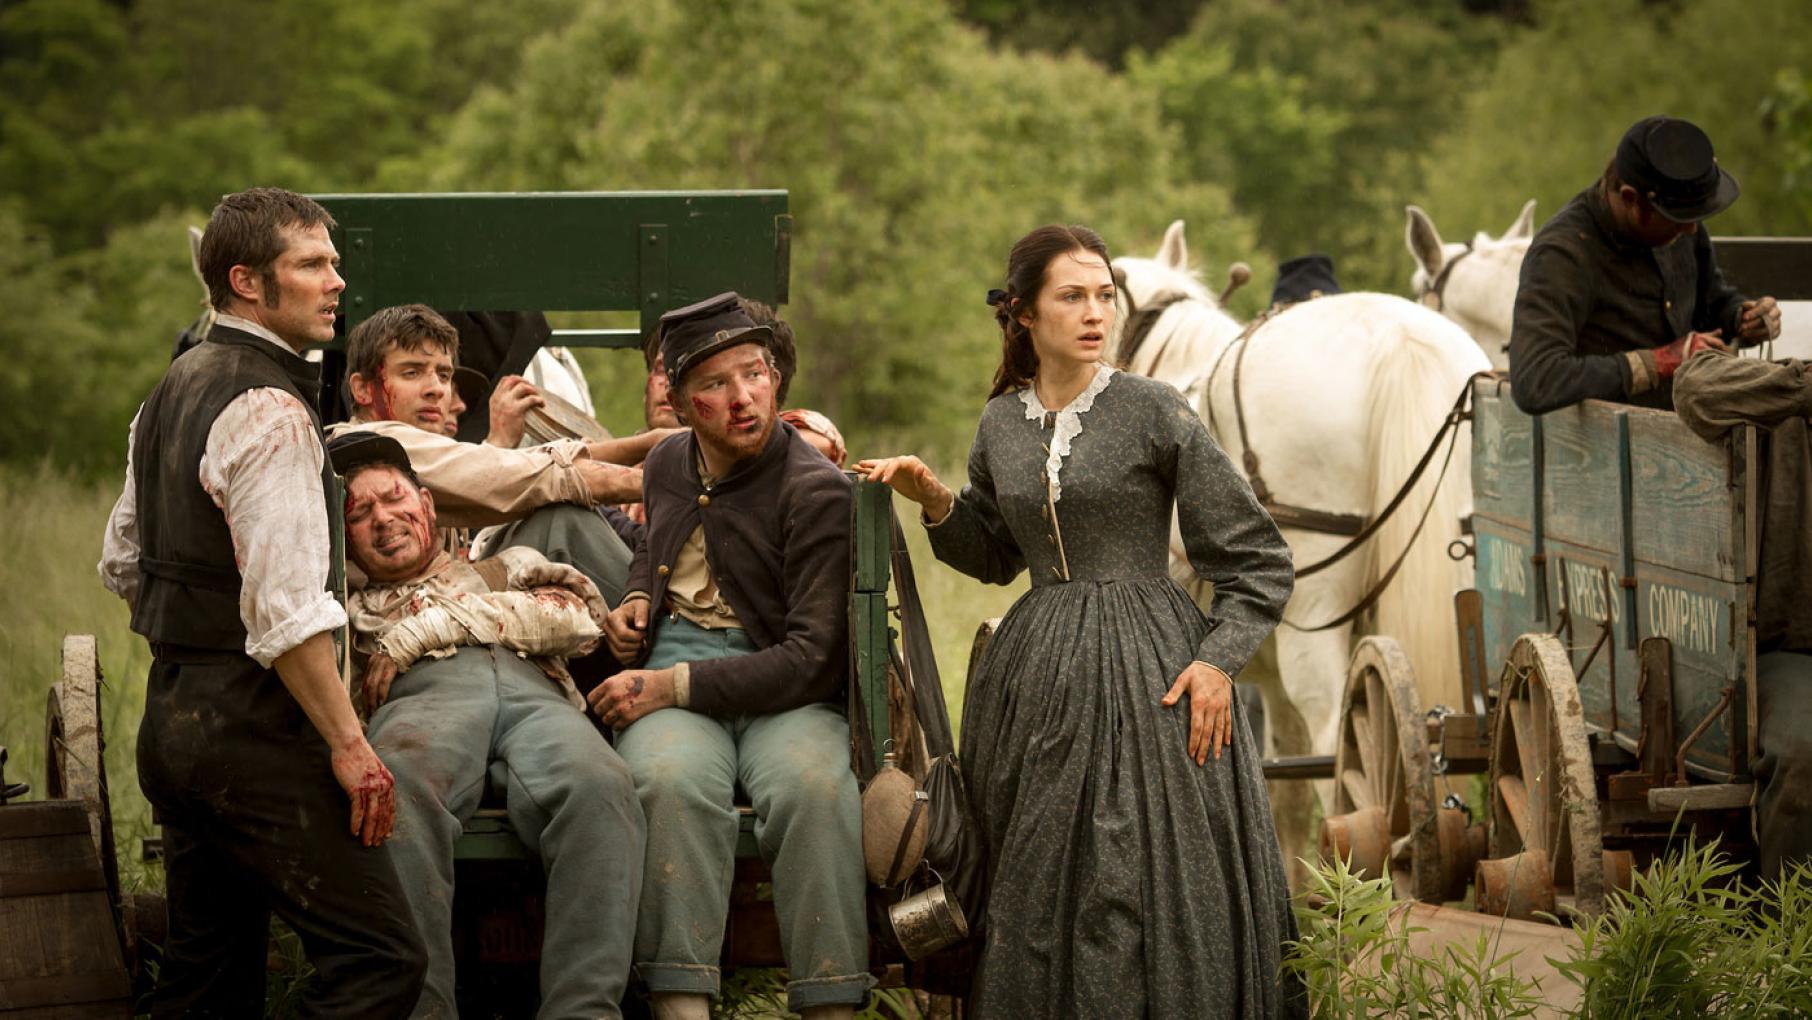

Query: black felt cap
[1270,253,1343,306]
[657,292,773,388]
[327,430,414,478]
[1614,116,1740,223]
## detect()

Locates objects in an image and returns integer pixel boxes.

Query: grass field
[0,462,1021,900]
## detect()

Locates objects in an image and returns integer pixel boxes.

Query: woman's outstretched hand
[853,456,956,524]
[1163,661,1236,765]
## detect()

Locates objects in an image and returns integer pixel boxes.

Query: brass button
[657,564,671,577]
[697,494,711,507]
[1665,300,1673,310]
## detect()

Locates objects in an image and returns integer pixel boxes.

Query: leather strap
[886,792,929,886]
[1417,241,1475,312]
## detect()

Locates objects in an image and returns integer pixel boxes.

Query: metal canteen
[887,882,968,961]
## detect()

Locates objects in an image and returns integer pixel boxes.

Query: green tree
[1413,0,1812,252]
[1145,0,1506,293]
[382,0,1262,455]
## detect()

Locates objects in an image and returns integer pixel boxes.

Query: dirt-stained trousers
[367,646,645,1019]
[615,616,873,1012]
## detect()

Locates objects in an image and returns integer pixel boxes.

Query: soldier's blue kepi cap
[326,430,415,479]
[1615,116,1740,224]
[657,292,773,388]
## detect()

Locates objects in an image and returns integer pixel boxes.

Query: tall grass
[0,462,156,889]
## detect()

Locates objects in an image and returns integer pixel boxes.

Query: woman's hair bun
[986,288,1008,307]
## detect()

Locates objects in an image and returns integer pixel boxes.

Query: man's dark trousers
[138,646,426,1018]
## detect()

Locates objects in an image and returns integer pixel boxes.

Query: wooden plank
[1647,783,1754,813]
[1538,401,1626,558]
[0,973,130,1011]
[1626,411,1738,581]
[0,803,89,841]
[1470,379,1533,530]
[1470,521,1538,686]
[313,191,791,332]
[1634,562,1743,779]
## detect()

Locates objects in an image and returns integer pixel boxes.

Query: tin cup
[887,881,969,961]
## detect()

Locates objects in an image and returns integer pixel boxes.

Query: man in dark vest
[98,187,426,1017]
[591,294,869,1020]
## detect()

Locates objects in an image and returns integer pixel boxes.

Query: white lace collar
[1018,366,1116,503]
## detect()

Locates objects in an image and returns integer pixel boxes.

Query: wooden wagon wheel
[1477,633,1605,922]
[46,633,121,926]
[1320,636,1458,902]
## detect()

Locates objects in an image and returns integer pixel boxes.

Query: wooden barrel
[0,800,130,1018]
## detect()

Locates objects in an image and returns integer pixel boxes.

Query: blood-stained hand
[588,667,677,729]
[1161,661,1236,765]
[331,736,397,846]
[486,375,545,448]
[361,652,400,715]
[1653,330,1727,379]
[853,455,955,522]
[604,597,651,662]
[1737,297,1783,346]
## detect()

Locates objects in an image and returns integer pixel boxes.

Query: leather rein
[1193,299,1485,632]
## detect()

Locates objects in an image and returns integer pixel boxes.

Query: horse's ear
[1156,220,1188,270]
[1504,199,1537,241]
[187,226,206,288]
[1405,205,1444,277]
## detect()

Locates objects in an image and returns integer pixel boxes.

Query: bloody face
[243,223,344,350]
[352,343,455,433]
[1021,249,1117,371]
[344,466,439,583]
[675,343,776,467]
[644,353,680,429]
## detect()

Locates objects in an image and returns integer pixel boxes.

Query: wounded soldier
[330,430,645,1019]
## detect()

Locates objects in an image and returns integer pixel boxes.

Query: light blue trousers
[615,616,873,1011]
[368,647,646,1019]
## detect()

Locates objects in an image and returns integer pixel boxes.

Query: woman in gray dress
[857,225,1306,1019]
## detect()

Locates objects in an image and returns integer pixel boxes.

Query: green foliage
[381,0,1258,460]
[0,464,155,893]
[1287,855,1545,1019]
[1413,0,1812,252]
[1157,0,1508,293]
[1558,839,1812,1019]
[1762,69,1812,223]
[0,204,201,470]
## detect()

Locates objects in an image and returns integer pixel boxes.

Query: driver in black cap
[1508,115,1783,415]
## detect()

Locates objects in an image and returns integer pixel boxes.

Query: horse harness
[1200,298,1484,632]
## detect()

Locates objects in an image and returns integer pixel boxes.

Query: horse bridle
[1116,285,1191,369]
[1416,241,1475,312]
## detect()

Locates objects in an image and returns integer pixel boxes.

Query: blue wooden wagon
[1317,235,1812,924]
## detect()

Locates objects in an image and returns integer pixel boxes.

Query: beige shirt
[325,418,592,528]
[666,525,744,631]
[348,547,605,712]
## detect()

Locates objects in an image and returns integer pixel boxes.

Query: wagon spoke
[1352,704,1378,799]
[1496,774,1530,847]
[1342,768,1376,811]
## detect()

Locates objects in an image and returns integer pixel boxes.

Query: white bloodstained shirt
[98,314,347,667]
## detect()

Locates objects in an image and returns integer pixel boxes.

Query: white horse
[1405,200,1536,372]
[1114,221,1490,877]
[1409,200,1812,363]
